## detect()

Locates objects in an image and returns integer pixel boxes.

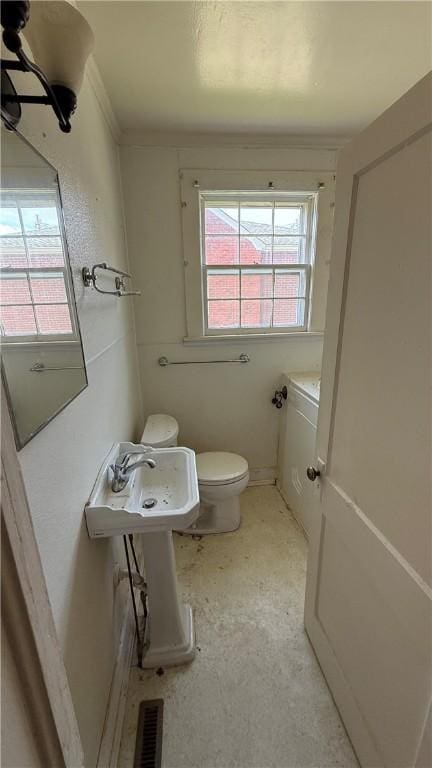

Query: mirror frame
[1,127,88,450]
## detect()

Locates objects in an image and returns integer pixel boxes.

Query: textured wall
[11,73,142,765]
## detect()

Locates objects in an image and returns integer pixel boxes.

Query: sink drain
[142,498,157,509]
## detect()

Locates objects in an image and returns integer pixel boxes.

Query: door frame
[1,380,84,767]
[304,72,432,767]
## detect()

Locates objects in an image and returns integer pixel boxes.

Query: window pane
[240,234,272,265]
[240,203,272,233]
[1,305,36,335]
[0,275,31,305]
[205,236,238,265]
[274,206,303,234]
[272,236,305,264]
[205,204,239,234]
[241,271,273,299]
[0,206,22,234]
[274,271,302,298]
[207,271,239,299]
[208,300,239,328]
[27,236,64,268]
[30,274,68,303]
[241,299,272,328]
[35,304,72,334]
[0,237,27,268]
[21,206,60,235]
[273,299,305,327]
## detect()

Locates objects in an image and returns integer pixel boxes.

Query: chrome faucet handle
[113,452,132,470]
[114,446,151,469]
[109,448,156,492]
[109,453,136,486]
[110,453,134,480]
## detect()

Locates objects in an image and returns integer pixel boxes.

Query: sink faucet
[110,451,156,493]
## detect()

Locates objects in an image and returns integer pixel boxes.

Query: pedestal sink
[85,442,200,667]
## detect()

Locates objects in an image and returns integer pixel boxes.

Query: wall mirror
[1,127,87,449]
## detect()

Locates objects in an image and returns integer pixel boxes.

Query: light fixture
[1,0,94,133]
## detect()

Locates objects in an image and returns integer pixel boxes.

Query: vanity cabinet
[277,374,320,539]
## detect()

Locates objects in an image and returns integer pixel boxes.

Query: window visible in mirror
[1,127,87,450]
[0,190,77,342]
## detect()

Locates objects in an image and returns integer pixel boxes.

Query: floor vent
[133,699,164,768]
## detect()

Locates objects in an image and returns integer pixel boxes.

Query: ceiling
[78,1,431,139]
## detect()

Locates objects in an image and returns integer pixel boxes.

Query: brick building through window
[0,190,75,341]
[201,194,314,333]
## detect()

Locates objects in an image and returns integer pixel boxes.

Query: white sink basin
[85,442,200,538]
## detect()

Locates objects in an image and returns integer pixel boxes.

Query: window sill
[183,331,324,345]
[2,339,81,349]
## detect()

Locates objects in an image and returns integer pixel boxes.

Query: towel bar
[30,362,83,372]
[158,353,250,366]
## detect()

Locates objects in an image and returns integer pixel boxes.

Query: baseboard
[248,467,276,486]
[277,483,309,541]
[277,483,291,511]
[97,599,135,768]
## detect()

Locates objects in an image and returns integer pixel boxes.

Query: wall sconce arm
[1,35,74,132]
[1,0,92,134]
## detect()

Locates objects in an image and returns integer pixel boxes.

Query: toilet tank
[141,413,179,448]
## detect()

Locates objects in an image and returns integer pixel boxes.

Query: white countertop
[284,372,321,403]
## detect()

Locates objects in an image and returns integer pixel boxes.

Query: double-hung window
[200,191,316,335]
[0,189,76,342]
[180,169,335,341]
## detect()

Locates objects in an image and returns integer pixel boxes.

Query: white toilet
[141,414,249,534]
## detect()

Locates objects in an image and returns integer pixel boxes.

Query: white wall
[10,73,143,765]
[120,143,337,477]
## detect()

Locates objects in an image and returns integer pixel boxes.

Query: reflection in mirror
[1,127,88,449]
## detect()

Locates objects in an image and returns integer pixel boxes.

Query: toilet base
[182,498,241,535]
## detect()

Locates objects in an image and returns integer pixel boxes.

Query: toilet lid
[196,452,249,485]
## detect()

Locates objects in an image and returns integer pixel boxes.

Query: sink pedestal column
[140,530,195,668]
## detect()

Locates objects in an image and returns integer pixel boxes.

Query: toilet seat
[196,452,249,486]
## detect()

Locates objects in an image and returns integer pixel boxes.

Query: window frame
[0,188,79,344]
[180,169,335,342]
[200,191,316,336]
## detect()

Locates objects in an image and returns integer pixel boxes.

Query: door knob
[306,466,321,482]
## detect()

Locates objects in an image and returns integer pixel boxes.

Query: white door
[304,73,432,768]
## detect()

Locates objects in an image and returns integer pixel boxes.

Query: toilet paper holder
[272,386,287,409]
